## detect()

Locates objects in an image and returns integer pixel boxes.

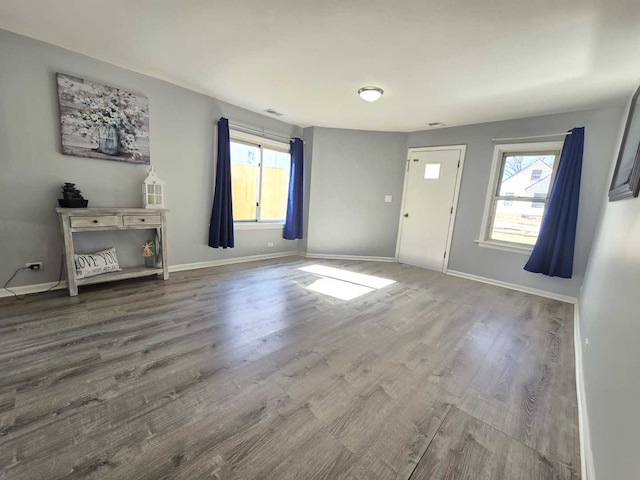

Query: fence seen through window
[230,139,291,222]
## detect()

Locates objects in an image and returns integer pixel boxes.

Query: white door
[397,147,464,271]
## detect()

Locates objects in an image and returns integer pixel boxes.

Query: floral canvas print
[57,73,150,164]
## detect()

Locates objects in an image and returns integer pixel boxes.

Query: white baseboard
[446,270,578,304]
[300,252,396,263]
[169,251,300,273]
[574,304,595,480]
[1,252,300,298]
[0,280,68,298]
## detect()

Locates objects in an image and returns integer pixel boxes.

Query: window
[424,163,441,179]
[230,132,291,224]
[478,142,562,251]
[531,192,546,208]
[503,192,515,207]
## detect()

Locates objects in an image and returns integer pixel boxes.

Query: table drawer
[123,214,161,226]
[70,215,120,228]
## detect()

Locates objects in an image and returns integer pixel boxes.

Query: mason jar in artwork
[97,124,119,155]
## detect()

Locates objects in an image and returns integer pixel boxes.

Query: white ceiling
[1,0,639,131]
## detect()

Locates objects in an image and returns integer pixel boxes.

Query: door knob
[404,213,409,218]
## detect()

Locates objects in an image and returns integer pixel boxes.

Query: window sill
[234,222,284,231]
[475,239,533,255]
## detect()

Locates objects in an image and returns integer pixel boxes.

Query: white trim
[1,253,300,298]
[234,222,284,230]
[446,269,577,304]
[479,141,564,249]
[574,304,595,480]
[0,280,68,298]
[229,128,290,151]
[396,145,467,273]
[492,132,571,142]
[169,251,299,272]
[301,252,396,263]
[444,145,466,272]
[394,155,411,264]
[474,239,532,255]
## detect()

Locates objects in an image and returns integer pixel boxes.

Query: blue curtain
[524,127,584,278]
[208,117,234,248]
[283,138,304,240]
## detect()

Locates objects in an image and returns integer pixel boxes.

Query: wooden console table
[56,208,168,296]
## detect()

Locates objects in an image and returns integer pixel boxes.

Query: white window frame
[477,141,563,254]
[230,130,290,229]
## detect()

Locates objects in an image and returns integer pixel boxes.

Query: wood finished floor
[0,258,580,480]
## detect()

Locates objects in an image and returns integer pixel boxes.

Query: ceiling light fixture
[358,86,384,102]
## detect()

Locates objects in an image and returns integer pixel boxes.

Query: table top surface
[56,207,168,214]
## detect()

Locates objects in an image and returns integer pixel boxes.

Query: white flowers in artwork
[58,75,148,159]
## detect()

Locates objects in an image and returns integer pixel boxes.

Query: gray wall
[305,127,407,257]
[0,30,302,288]
[299,127,315,254]
[579,101,640,480]
[408,106,624,298]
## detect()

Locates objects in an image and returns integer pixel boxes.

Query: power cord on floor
[3,255,64,301]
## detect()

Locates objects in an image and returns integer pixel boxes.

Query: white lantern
[143,167,165,209]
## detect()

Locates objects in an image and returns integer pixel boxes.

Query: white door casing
[396,145,466,272]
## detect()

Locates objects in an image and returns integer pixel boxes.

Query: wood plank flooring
[0,258,580,479]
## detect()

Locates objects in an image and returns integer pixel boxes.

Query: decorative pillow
[74,247,121,279]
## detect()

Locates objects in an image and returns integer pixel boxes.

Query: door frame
[395,144,467,272]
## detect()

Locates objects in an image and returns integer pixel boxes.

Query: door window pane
[424,163,441,179]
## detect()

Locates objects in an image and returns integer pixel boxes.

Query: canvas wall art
[57,73,150,164]
[609,83,640,201]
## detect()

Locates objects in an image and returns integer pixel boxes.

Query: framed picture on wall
[56,73,150,165]
[609,83,640,201]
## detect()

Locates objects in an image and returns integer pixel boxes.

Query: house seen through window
[230,135,291,223]
[481,143,562,248]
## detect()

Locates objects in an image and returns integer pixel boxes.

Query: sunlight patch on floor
[306,278,374,301]
[300,264,396,300]
[300,265,396,289]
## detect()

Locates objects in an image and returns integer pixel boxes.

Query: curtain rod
[228,121,304,144]
[492,132,571,142]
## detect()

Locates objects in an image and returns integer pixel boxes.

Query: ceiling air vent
[265,109,284,116]
[428,122,446,128]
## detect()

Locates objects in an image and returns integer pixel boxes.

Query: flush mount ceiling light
[358,86,384,102]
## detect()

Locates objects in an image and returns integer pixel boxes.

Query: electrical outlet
[584,337,589,351]
[25,262,43,270]
[267,242,274,247]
